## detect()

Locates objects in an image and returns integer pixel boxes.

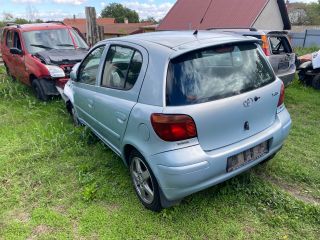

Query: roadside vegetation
[0,56,319,239]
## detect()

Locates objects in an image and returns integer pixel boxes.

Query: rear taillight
[150,114,197,142]
[278,83,285,107]
[261,35,271,56]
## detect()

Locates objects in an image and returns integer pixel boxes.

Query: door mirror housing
[10,48,23,55]
[70,62,80,81]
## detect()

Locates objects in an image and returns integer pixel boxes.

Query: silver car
[64,31,292,211]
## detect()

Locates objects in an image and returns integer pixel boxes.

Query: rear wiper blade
[57,44,74,47]
[30,44,53,50]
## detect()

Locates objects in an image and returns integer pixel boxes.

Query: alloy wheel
[130,156,154,204]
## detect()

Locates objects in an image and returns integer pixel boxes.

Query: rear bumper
[277,71,295,87]
[148,108,291,201]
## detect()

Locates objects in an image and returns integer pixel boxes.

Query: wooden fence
[0,53,3,66]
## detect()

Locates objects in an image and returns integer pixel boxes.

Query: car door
[11,30,28,83]
[267,33,295,76]
[73,44,106,129]
[3,30,14,72]
[90,42,148,154]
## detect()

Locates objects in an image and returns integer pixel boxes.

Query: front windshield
[70,29,88,49]
[23,28,83,54]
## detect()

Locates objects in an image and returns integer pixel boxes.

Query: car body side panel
[121,103,199,163]
[137,43,172,107]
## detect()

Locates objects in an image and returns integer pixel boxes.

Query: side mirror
[70,62,80,81]
[10,48,23,55]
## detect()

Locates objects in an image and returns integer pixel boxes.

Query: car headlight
[45,65,65,78]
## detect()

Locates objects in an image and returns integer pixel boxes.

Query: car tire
[129,150,162,212]
[312,75,320,90]
[67,102,81,126]
[31,79,49,101]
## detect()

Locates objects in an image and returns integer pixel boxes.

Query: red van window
[13,32,22,50]
[6,30,13,48]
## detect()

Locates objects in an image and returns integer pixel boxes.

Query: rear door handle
[88,99,94,109]
[115,112,127,124]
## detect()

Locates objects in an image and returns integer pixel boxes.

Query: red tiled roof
[158,0,291,31]
[103,22,152,35]
[63,18,151,35]
[63,18,116,34]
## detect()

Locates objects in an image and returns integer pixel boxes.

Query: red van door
[11,31,28,83]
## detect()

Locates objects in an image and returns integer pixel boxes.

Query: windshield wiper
[77,47,89,50]
[56,44,74,47]
[30,44,53,50]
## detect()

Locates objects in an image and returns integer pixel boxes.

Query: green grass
[0,63,319,239]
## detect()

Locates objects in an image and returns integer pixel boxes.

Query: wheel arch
[123,144,139,167]
[29,74,37,85]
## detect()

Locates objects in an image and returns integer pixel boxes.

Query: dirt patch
[257,173,320,205]
[243,225,256,235]
[52,205,67,215]
[27,225,53,240]
[4,209,30,223]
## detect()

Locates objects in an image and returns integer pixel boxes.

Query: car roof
[101,31,260,51]
[209,29,289,36]
[4,23,70,32]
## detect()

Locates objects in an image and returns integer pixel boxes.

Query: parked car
[64,31,292,211]
[0,22,88,101]
[210,28,296,87]
[296,52,320,90]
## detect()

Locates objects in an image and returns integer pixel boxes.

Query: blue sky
[0,0,175,21]
[0,0,316,21]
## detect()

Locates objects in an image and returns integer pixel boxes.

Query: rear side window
[166,43,275,106]
[101,45,143,90]
[269,36,292,54]
[6,30,13,48]
[1,29,6,45]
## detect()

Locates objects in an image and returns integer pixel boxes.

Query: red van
[1,22,88,100]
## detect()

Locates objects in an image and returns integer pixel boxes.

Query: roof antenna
[193,0,214,36]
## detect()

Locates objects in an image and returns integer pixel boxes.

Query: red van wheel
[31,79,49,101]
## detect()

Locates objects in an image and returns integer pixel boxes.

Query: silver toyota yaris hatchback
[64,31,292,211]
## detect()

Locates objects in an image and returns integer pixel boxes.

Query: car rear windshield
[166,43,275,106]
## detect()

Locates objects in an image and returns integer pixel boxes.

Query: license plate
[227,141,269,172]
[278,61,289,70]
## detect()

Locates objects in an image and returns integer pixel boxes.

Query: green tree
[141,16,158,24]
[101,3,139,23]
[306,2,320,25]
[15,18,30,24]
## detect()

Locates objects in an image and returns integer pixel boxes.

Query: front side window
[101,45,143,90]
[13,32,22,50]
[23,29,75,54]
[166,43,275,106]
[77,45,105,85]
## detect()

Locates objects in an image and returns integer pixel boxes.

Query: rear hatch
[267,32,296,76]
[165,43,281,151]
